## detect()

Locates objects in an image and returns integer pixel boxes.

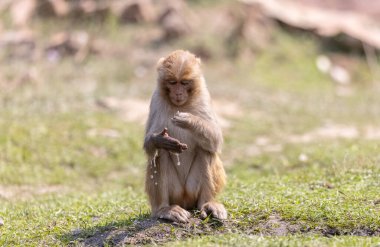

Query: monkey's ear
[196,56,201,65]
[156,57,165,70]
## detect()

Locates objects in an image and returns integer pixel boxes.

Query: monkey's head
[157,50,202,107]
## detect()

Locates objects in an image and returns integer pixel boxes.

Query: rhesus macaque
[144,50,227,222]
[143,50,227,223]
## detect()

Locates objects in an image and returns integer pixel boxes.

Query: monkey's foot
[156,205,191,223]
[200,202,227,220]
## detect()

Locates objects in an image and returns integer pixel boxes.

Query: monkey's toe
[200,202,227,220]
[157,205,191,223]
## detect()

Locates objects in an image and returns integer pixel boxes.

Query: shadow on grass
[58,213,226,246]
[58,212,380,246]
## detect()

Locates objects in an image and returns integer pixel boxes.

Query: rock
[45,32,76,61]
[158,3,190,41]
[50,0,70,17]
[11,0,37,27]
[70,0,110,21]
[45,31,99,62]
[242,0,380,51]
[0,0,12,13]
[330,66,351,85]
[316,55,353,85]
[316,55,332,74]
[11,0,70,26]
[226,2,273,57]
[0,30,35,60]
[37,0,69,17]
[116,0,155,24]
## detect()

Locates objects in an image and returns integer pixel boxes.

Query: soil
[69,214,380,246]
[0,185,67,200]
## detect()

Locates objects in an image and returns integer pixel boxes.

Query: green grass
[170,235,380,247]
[1,3,380,245]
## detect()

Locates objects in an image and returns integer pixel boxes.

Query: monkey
[143,50,227,223]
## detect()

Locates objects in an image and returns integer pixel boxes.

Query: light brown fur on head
[157,50,202,107]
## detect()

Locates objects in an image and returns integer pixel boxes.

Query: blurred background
[1,0,380,200]
[1,0,380,244]
[1,0,380,199]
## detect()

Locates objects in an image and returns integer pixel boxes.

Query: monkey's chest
[167,122,195,151]
[166,122,196,175]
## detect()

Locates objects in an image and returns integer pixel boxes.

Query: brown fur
[144,50,227,223]
[157,50,202,107]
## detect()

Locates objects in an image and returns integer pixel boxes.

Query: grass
[1,4,380,245]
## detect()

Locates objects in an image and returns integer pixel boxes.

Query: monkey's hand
[171,112,195,129]
[152,128,188,153]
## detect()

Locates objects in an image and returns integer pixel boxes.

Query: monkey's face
[165,79,193,106]
[157,50,202,107]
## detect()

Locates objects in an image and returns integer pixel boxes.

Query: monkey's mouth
[174,99,185,106]
[173,98,186,106]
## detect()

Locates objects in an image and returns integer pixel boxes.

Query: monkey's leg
[146,152,191,223]
[190,151,227,220]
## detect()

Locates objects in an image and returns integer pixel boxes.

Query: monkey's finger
[167,146,183,153]
[183,210,191,219]
[166,139,186,148]
[179,143,188,150]
[163,135,181,142]
[171,118,187,126]
[172,118,187,124]
[174,207,191,220]
[171,147,184,153]
[174,112,190,119]
[156,139,176,150]
[159,128,168,136]
[174,116,187,121]
[162,143,183,153]
[165,141,186,152]
[171,118,179,124]
[179,213,190,222]
[160,213,182,223]
[200,210,208,219]
[161,142,180,150]
[211,209,219,219]
[218,210,227,220]
[163,139,183,148]
[171,211,188,223]
[200,204,213,217]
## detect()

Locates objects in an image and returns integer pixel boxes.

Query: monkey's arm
[172,112,222,153]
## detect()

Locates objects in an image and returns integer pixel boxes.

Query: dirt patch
[319,226,380,237]
[288,124,380,143]
[96,97,149,125]
[257,214,301,236]
[0,185,67,200]
[72,217,226,246]
[244,136,284,157]
[246,124,380,156]
[213,100,243,129]
[70,213,380,246]
[96,97,241,129]
[287,124,359,143]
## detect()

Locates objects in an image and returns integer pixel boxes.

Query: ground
[1,3,380,246]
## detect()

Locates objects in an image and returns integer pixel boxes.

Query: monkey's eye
[181,80,192,85]
[168,80,177,85]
